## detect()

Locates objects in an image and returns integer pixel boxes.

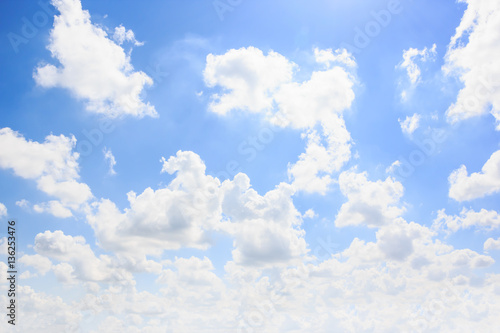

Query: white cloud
[443,0,500,128]
[33,200,73,218]
[335,170,405,228]
[386,160,401,174]
[397,44,436,101]
[204,46,295,115]
[103,147,117,175]
[303,209,317,219]
[220,174,307,266]
[449,149,500,201]
[34,0,156,118]
[376,220,425,261]
[15,199,30,209]
[0,202,6,217]
[484,237,500,251]
[434,208,500,232]
[19,254,53,276]
[399,113,421,135]
[399,44,436,85]
[204,47,356,194]
[34,230,135,285]
[0,128,92,216]
[288,121,351,194]
[87,150,308,267]
[0,286,83,333]
[88,151,223,256]
[314,47,356,68]
[112,24,143,46]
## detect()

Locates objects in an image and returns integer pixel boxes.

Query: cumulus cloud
[204,46,295,115]
[434,208,500,232]
[221,174,307,266]
[288,121,351,194]
[0,128,92,216]
[443,0,500,128]
[87,150,308,266]
[399,113,420,135]
[397,44,436,101]
[314,47,356,68]
[335,170,405,228]
[112,25,143,46]
[19,254,53,276]
[33,200,73,218]
[204,47,356,194]
[33,0,156,118]
[484,237,500,251]
[103,147,117,175]
[449,149,500,201]
[0,202,6,217]
[88,151,222,256]
[386,160,401,174]
[34,230,136,285]
[399,44,436,85]
[0,286,83,333]
[16,199,30,209]
[376,220,425,261]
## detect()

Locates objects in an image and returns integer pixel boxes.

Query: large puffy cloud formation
[8,230,499,332]
[34,0,156,118]
[87,150,308,266]
[204,46,356,194]
[4,148,498,332]
[0,127,92,217]
[335,170,405,228]
[448,149,500,201]
[443,0,500,128]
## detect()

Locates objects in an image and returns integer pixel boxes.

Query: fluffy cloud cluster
[33,230,136,285]
[335,170,405,228]
[444,0,500,128]
[204,47,356,194]
[449,149,500,201]
[87,150,307,266]
[6,228,499,332]
[399,113,421,136]
[484,237,500,251]
[88,151,223,256]
[220,174,307,266]
[34,0,156,118]
[434,208,500,233]
[0,128,92,217]
[399,44,436,85]
[3,148,498,332]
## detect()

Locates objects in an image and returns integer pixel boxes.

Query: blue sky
[1,0,500,331]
